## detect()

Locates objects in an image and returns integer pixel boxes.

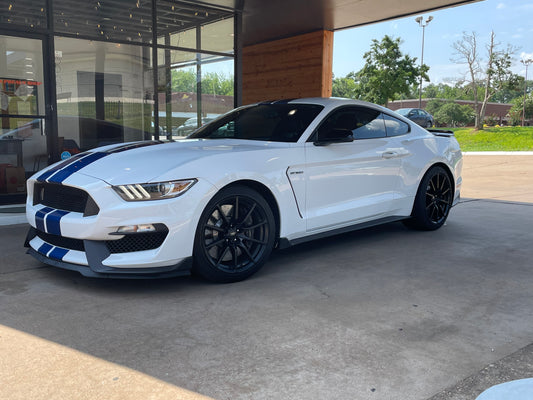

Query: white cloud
[520,52,533,61]
[496,3,506,9]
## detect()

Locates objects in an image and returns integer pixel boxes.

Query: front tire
[193,185,276,283]
[404,166,453,231]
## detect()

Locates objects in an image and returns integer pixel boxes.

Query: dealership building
[0,0,479,205]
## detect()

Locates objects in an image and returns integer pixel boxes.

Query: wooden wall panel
[242,30,333,105]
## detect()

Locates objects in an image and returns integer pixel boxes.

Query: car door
[408,109,421,126]
[302,106,405,232]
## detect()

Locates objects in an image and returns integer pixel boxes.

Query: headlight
[113,179,197,201]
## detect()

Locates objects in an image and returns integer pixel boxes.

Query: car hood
[71,139,289,185]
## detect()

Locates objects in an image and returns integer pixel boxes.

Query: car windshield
[395,108,410,116]
[189,103,323,142]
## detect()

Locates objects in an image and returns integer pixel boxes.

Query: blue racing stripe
[38,242,53,256]
[45,210,70,236]
[47,152,108,183]
[35,207,55,232]
[49,247,69,261]
[36,153,86,182]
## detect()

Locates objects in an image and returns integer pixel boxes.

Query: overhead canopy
[199,0,483,45]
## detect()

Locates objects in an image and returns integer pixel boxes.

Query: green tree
[508,94,533,126]
[434,102,475,127]
[452,31,518,130]
[425,98,447,116]
[422,82,479,101]
[172,69,197,93]
[332,74,358,98]
[357,35,428,106]
[202,72,234,96]
[171,69,234,96]
[491,76,525,103]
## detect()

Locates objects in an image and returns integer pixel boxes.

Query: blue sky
[333,0,533,85]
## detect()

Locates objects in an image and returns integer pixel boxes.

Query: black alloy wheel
[193,185,276,283]
[404,166,453,231]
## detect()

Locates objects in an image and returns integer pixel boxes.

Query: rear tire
[193,185,276,283]
[404,166,453,231]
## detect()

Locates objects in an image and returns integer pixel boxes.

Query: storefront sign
[0,79,42,86]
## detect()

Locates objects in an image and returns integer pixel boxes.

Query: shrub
[434,102,475,127]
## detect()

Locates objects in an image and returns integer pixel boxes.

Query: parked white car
[25,98,462,282]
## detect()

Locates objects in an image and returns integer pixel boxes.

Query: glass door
[0,35,47,204]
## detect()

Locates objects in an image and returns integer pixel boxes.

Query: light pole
[521,58,533,127]
[415,15,433,109]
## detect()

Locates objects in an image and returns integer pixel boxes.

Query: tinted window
[383,114,410,137]
[316,107,386,141]
[395,108,409,116]
[189,104,323,142]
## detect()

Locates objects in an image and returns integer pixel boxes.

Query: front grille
[36,229,168,254]
[36,230,85,252]
[105,231,168,253]
[33,182,99,216]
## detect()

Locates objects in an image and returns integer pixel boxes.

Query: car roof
[252,97,395,115]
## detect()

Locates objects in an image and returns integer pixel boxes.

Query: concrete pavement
[1,153,532,400]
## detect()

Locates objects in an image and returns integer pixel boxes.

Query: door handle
[382,151,398,159]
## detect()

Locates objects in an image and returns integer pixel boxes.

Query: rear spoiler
[427,129,454,137]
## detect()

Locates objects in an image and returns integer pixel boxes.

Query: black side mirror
[314,128,354,146]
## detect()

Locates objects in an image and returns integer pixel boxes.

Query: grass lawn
[451,126,533,151]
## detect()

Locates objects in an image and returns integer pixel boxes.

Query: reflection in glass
[53,0,152,43]
[0,0,47,30]
[1,36,46,199]
[54,37,153,152]
[157,50,234,139]
[201,18,234,53]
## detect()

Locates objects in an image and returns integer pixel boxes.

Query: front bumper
[25,171,215,278]
[25,227,193,278]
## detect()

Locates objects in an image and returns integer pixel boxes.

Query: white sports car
[25,98,462,282]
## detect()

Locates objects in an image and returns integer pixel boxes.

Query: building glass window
[1,35,47,201]
[0,0,47,30]
[53,0,153,44]
[201,18,234,53]
[0,0,236,206]
[157,28,196,49]
[200,57,234,123]
[54,37,153,152]
[157,50,234,139]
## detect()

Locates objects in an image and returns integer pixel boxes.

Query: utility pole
[521,58,532,127]
[415,15,433,109]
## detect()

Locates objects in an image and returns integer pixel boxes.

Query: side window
[353,110,386,139]
[315,107,386,141]
[316,109,358,141]
[383,114,410,137]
